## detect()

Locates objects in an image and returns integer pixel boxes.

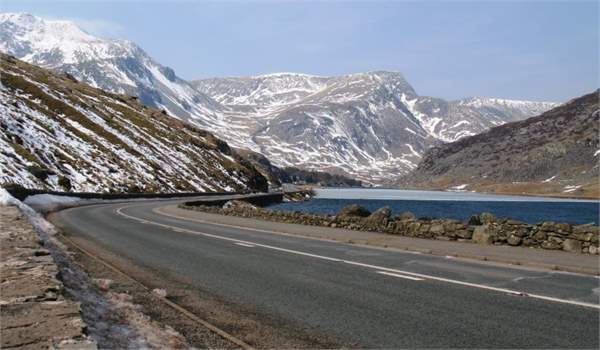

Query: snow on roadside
[0,188,189,348]
[21,192,207,213]
[0,188,18,206]
[23,193,87,213]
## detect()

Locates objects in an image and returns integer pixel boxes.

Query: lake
[268,188,600,225]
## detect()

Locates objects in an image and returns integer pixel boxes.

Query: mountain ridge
[1,12,560,184]
[194,72,557,182]
[400,90,599,198]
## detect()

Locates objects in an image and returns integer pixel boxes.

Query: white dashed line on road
[235,242,255,248]
[376,271,425,281]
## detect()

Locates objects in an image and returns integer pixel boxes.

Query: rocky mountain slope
[0,13,227,130]
[194,73,558,183]
[0,53,267,192]
[1,13,559,184]
[401,91,599,198]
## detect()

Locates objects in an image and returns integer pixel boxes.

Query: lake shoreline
[305,187,599,203]
[272,189,599,225]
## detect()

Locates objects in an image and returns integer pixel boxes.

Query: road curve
[50,198,600,349]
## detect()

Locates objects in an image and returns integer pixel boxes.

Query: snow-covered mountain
[0,53,267,192]
[1,13,559,184]
[0,13,226,130]
[194,73,558,182]
[194,73,331,111]
[403,96,557,142]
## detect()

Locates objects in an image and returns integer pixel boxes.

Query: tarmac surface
[50,198,600,348]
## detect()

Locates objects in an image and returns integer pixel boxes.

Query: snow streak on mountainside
[194,73,331,111]
[1,13,559,184]
[0,54,267,192]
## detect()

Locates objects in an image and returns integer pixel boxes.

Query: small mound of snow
[563,185,582,193]
[448,184,469,192]
[152,288,167,298]
[0,188,18,206]
[23,194,83,213]
[93,278,114,291]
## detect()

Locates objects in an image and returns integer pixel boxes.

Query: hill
[0,53,267,192]
[401,91,599,198]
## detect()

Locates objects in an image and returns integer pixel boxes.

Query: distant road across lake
[269,188,599,225]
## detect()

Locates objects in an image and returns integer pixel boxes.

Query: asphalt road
[51,198,600,349]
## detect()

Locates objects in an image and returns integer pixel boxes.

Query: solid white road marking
[235,242,255,248]
[376,271,425,281]
[115,205,600,310]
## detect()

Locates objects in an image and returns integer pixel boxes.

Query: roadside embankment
[0,205,96,349]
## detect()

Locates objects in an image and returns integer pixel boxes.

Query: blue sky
[2,0,598,102]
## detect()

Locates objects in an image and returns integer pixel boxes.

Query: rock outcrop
[338,204,372,218]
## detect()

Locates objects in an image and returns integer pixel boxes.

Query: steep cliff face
[0,54,267,192]
[402,91,599,198]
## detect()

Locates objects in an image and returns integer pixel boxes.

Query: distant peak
[0,12,36,22]
[343,70,404,77]
[256,72,325,78]
[366,70,404,76]
[341,70,409,84]
[457,96,559,106]
[0,12,96,41]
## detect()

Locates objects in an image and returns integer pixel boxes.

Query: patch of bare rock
[0,206,96,349]
[181,202,599,255]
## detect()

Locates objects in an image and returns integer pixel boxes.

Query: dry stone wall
[181,201,599,255]
[0,206,96,349]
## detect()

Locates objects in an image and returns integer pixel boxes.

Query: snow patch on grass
[448,184,469,192]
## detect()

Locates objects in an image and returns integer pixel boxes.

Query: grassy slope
[0,53,267,192]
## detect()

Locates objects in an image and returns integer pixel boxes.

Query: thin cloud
[70,18,125,38]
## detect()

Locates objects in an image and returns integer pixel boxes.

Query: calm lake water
[268,189,600,225]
